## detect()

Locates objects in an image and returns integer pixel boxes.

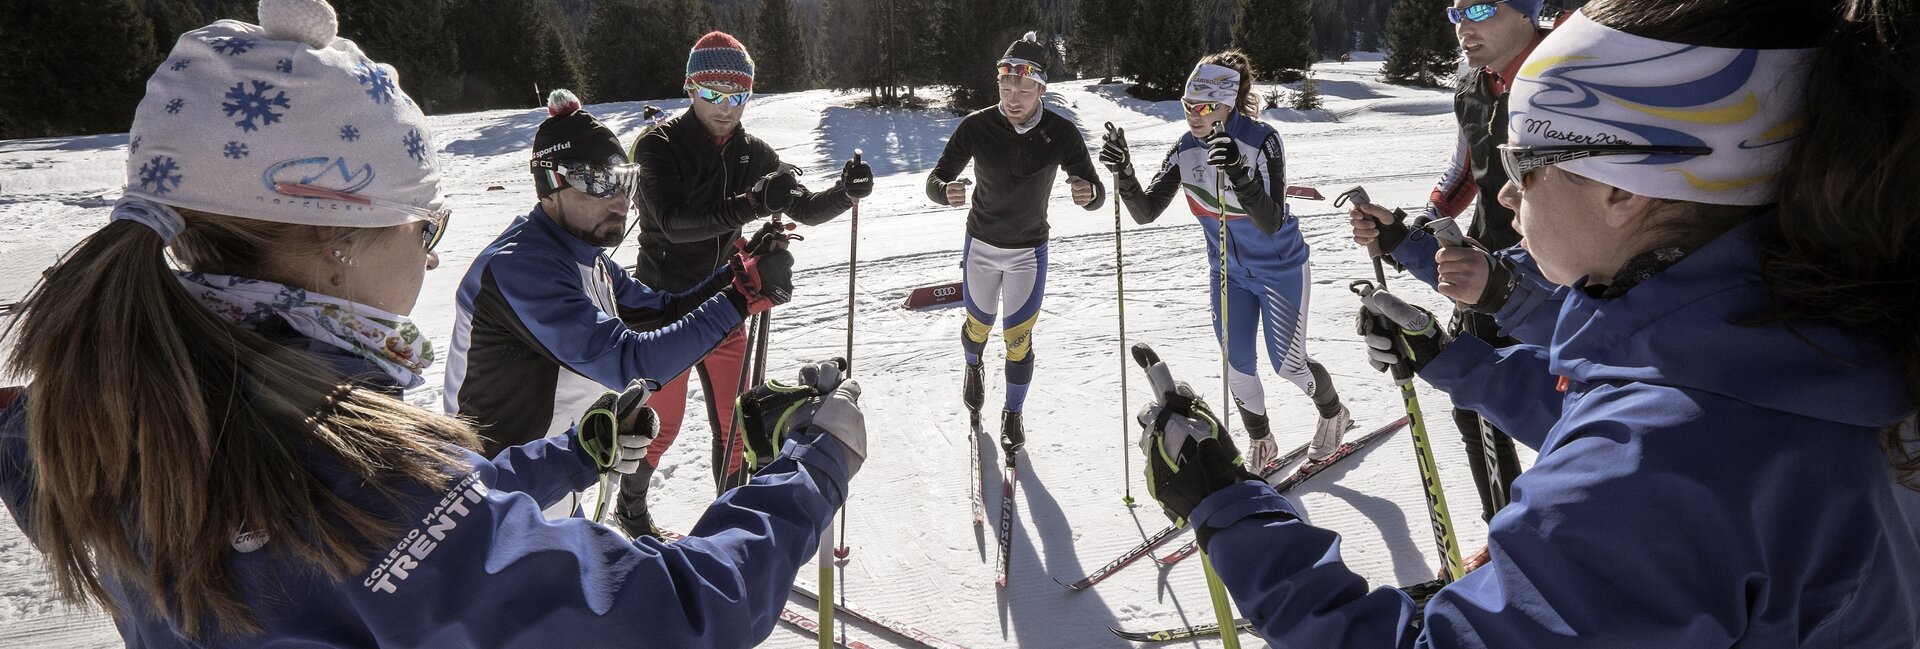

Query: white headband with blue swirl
[1508,12,1816,206]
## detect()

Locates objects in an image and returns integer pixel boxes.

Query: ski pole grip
[1105,121,1118,135]
[1360,288,1433,332]
[852,149,863,165]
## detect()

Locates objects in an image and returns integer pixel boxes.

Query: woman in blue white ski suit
[0,4,864,647]
[1104,51,1350,470]
[1130,1,1920,646]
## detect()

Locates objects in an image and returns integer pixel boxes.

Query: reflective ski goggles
[1183,99,1225,117]
[690,84,752,107]
[271,182,450,251]
[530,159,640,199]
[1446,1,1508,24]
[996,62,1044,79]
[1498,144,1713,190]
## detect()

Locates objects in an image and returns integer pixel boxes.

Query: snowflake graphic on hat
[277,59,293,74]
[165,98,184,114]
[209,36,256,56]
[403,129,428,162]
[170,59,190,71]
[355,63,396,105]
[340,125,360,141]
[224,141,249,159]
[222,80,291,132]
[138,156,184,196]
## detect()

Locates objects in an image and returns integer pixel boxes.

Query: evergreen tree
[142,0,208,53]
[818,0,883,94]
[452,0,589,110]
[1381,0,1457,86]
[931,0,1039,110]
[329,0,463,112]
[1069,0,1132,82]
[1119,0,1201,100]
[1233,0,1311,83]
[4,0,159,138]
[751,0,811,92]
[1291,73,1324,110]
[1311,0,1352,58]
[585,0,657,103]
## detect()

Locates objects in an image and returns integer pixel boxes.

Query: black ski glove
[1203,128,1250,181]
[842,155,873,200]
[729,247,794,315]
[1134,344,1261,527]
[735,359,867,478]
[578,380,659,476]
[749,169,802,214]
[1100,125,1134,179]
[1356,289,1450,375]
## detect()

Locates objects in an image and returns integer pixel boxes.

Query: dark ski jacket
[1416,35,1544,254]
[924,106,1106,249]
[0,323,857,648]
[630,112,852,306]
[445,204,744,456]
[1193,214,1920,647]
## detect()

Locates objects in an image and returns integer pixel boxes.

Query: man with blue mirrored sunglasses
[1344,0,1550,575]
[620,30,871,540]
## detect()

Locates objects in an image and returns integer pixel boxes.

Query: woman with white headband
[1102,51,1352,471]
[1129,1,1920,645]
[0,0,868,645]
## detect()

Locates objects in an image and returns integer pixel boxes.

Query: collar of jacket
[528,203,613,265]
[1547,212,1913,428]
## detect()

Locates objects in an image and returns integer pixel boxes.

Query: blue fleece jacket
[0,339,852,648]
[1194,215,1920,646]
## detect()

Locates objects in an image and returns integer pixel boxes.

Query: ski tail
[1109,618,1254,643]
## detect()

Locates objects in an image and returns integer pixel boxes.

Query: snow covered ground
[0,57,1533,648]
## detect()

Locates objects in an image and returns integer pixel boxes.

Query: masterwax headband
[1183,64,1240,105]
[1508,12,1817,206]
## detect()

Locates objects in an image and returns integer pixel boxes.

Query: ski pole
[845,150,862,373]
[1335,185,1389,289]
[1132,343,1241,649]
[1351,280,1466,581]
[1105,123,1134,508]
[1423,217,1510,513]
[1212,122,1233,438]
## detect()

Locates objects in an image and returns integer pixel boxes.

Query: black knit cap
[531,89,628,198]
[1001,32,1048,66]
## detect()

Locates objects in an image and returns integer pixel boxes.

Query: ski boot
[1000,409,1025,455]
[1307,403,1352,461]
[612,507,663,541]
[963,362,985,414]
[1239,405,1277,473]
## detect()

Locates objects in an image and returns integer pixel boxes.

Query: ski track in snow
[0,59,1534,648]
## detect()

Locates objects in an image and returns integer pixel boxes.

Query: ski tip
[1055,577,1089,591]
[995,576,1009,588]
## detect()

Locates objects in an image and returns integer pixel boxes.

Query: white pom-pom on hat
[258,0,338,48]
[1023,31,1038,43]
[547,89,582,117]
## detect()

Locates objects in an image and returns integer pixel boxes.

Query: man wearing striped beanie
[617,31,873,539]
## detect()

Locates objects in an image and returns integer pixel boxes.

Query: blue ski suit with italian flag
[1184,214,1920,646]
[1116,112,1335,419]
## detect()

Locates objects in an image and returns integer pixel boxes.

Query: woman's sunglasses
[1183,100,1225,117]
[1497,144,1714,190]
[271,182,450,252]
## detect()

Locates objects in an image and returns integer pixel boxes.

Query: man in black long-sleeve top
[616,31,872,539]
[924,32,1105,452]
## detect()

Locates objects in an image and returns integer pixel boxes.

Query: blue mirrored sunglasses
[693,85,751,107]
[1446,1,1507,24]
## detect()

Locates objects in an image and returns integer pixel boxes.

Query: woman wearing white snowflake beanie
[0,0,869,645]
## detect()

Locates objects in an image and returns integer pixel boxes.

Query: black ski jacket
[924,107,1105,249]
[630,112,852,314]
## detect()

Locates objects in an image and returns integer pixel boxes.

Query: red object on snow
[1285,185,1325,201]
[903,281,964,310]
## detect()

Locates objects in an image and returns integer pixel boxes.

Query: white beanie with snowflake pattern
[124,0,442,228]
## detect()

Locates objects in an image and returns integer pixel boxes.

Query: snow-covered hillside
[0,58,1532,648]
